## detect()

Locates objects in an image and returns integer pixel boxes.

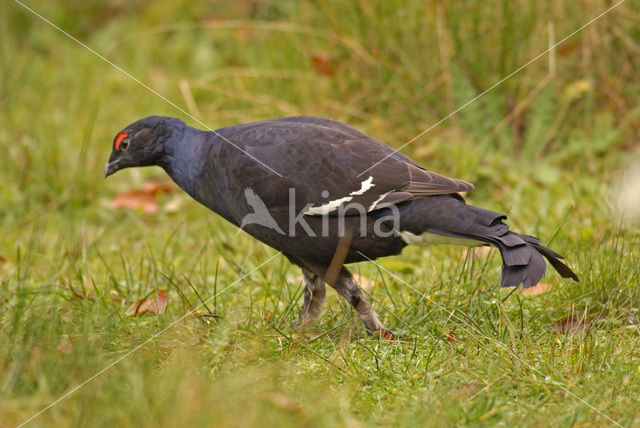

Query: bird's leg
[293,268,326,327]
[330,267,395,338]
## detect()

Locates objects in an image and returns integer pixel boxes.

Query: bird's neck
[160,128,228,214]
[160,128,208,195]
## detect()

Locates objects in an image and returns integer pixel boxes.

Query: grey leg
[330,267,394,337]
[293,268,327,327]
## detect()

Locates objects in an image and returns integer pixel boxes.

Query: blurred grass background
[1,0,640,426]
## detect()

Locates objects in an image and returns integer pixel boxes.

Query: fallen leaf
[446,332,464,343]
[110,180,176,214]
[557,40,577,57]
[555,315,589,334]
[128,290,169,316]
[111,190,158,214]
[141,181,175,195]
[522,282,553,296]
[311,52,335,76]
[373,329,395,340]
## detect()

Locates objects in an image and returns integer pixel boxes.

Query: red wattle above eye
[115,132,128,150]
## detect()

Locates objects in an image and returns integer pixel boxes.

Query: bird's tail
[493,230,579,287]
[401,196,579,287]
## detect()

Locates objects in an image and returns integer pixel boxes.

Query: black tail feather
[492,233,579,288]
[488,230,579,288]
[529,242,580,282]
[450,205,579,287]
[399,196,580,288]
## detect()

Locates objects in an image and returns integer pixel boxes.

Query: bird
[105,115,578,337]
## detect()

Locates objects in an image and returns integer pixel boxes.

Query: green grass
[2,0,640,426]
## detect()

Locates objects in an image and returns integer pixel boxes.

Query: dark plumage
[105,115,578,336]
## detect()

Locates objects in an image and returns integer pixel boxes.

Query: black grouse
[105,115,578,336]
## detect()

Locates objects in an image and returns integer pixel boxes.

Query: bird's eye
[114,132,129,151]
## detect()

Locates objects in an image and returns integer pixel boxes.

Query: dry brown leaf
[522,282,553,296]
[446,332,464,344]
[110,180,176,214]
[311,52,334,76]
[127,290,169,316]
[373,329,395,340]
[555,315,589,334]
[111,190,158,214]
[558,41,577,57]
[141,181,176,195]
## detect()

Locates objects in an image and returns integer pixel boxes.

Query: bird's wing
[219,116,473,215]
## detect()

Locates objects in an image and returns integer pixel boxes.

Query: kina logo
[240,188,285,234]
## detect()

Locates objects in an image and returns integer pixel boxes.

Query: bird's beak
[104,160,119,178]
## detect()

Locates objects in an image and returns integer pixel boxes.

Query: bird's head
[104,116,185,177]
